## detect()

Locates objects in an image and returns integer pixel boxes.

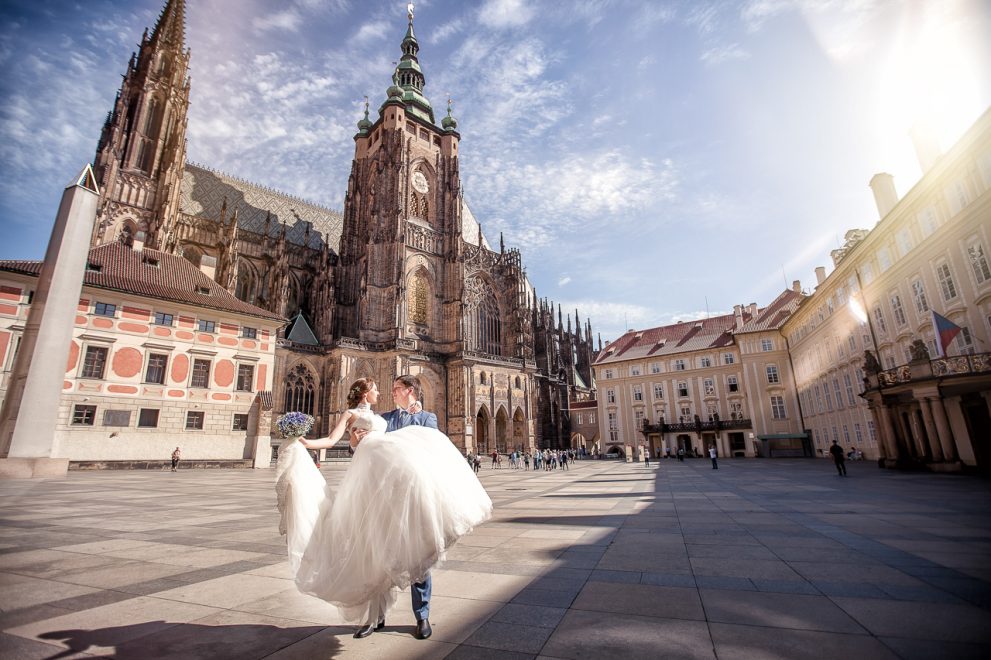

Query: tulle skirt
[275,427,493,625]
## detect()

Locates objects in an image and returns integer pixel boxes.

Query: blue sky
[1,0,990,341]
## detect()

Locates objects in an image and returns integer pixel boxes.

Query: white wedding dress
[275,404,492,625]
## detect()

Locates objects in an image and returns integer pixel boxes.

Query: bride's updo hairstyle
[346,378,375,409]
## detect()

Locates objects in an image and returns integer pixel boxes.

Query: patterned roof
[594,289,805,365]
[0,242,285,322]
[461,201,492,249]
[595,312,743,365]
[735,289,804,333]
[180,163,343,251]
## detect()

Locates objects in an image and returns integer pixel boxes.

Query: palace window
[844,373,856,407]
[703,378,715,395]
[242,326,257,339]
[650,362,661,374]
[94,302,116,317]
[832,378,843,409]
[188,359,210,388]
[674,359,685,371]
[918,207,939,237]
[873,306,887,335]
[890,294,907,326]
[81,346,108,379]
[770,395,786,419]
[877,247,892,272]
[236,364,255,392]
[632,385,643,401]
[607,389,616,404]
[967,241,991,284]
[284,364,316,416]
[896,228,914,257]
[911,278,929,313]
[677,382,688,397]
[138,409,159,428]
[935,262,958,301]
[761,339,773,352]
[730,402,743,419]
[145,353,168,385]
[699,356,711,368]
[232,414,249,431]
[723,353,735,365]
[154,312,173,326]
[604,369,613,379]
[653,384,663,399]
[631,364,641,376]
[198,319,216,333]
[72,404,97,426]
[185,411,205,430]
[728,376,739,392]
[679,405,692,422]
[766,365,779,384]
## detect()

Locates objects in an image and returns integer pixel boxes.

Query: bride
[274,377,492,632]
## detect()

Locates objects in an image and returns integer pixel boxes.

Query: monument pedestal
[0,458,69,479]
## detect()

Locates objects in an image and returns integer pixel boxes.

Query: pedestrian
[171,446,181,471]
[644,451,650,467]
[561,451,569,470]
[829,440,847,476]
[665,447,671,459]
[709,445,718,469]
[677,447,685,462]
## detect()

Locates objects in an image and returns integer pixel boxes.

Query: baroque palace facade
[593,108,991,472]
[0,1,596,464]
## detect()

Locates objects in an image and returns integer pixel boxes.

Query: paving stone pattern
[1,457,990,658]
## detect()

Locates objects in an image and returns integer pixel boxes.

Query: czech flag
[931,311,962,357]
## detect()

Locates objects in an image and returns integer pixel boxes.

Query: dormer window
[143,256,160,268]
[196,286,210,295]
[86,263,102,272]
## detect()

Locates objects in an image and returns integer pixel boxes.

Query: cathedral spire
[384,3,434,123]
[148,0,186,52]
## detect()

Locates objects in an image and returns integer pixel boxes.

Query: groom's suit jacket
[381,408,438,432]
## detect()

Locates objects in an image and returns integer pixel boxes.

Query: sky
[1,0,990,342]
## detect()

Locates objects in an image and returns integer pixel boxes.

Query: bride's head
[347,378,378,408]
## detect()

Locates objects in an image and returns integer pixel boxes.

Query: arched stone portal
[476,406,490,455]
[495,407,509,454]
[513,407,526,451]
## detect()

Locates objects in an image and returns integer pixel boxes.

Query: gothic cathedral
[89,1,597,453]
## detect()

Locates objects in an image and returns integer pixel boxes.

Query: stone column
[929,397,957,462]
[0,166,99,479]
[877,403,899,460]
[918,399,943,462]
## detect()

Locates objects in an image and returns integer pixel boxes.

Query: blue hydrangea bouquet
[276,411,314,439]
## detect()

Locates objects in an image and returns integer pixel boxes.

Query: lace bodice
[350,405,387,433]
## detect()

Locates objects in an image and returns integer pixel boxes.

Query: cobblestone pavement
[2,457,990,659]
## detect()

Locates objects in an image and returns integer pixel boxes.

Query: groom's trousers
[412,573,431,620]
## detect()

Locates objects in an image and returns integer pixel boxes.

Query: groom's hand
[352,429,370,442]
[406,401,423,414]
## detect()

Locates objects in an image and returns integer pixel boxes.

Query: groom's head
[392,374,422,408]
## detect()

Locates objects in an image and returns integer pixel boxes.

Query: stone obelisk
[0,165,100,478]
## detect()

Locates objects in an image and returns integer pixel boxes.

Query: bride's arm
[300,411,353,450]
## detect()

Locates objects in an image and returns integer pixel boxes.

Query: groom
[352,374,436,641]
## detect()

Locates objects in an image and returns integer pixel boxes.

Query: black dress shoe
[414,618,432,640]
[353,619,385,639]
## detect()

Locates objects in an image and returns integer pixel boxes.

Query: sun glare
[876,1,988,184]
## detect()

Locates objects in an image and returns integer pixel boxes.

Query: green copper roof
[381,12,434,124]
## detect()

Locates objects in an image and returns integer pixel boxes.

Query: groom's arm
[423,412,438,430]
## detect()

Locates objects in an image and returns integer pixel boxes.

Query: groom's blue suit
[380,407,438,622]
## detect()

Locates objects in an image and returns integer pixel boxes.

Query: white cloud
[478,0,536,29]
[430,18,465,44]
[558,276,572,286]
[351,20,388,45]
[701,43,750,64]
[555,299,655,341]
[252,10,302,33]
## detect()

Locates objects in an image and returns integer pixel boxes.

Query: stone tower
[91,0,189,252]
[335,8,464,348]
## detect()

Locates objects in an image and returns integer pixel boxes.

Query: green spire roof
[382,6,434,124]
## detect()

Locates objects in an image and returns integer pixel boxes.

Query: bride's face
[364,383,379,405]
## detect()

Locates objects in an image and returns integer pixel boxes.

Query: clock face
[411,170,429,194]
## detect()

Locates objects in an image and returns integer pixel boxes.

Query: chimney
[792,279,802,293]
[815,266,826,285]
[734,304,744,330]
[200,255,217,281]
[869,172,898,219]
[909,124,941,173]
[132,231,146,253]
[747,303,758,317]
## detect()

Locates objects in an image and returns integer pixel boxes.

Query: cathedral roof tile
[0,242,284,323]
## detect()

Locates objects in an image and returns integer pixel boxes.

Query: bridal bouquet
[276,412,314,439]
